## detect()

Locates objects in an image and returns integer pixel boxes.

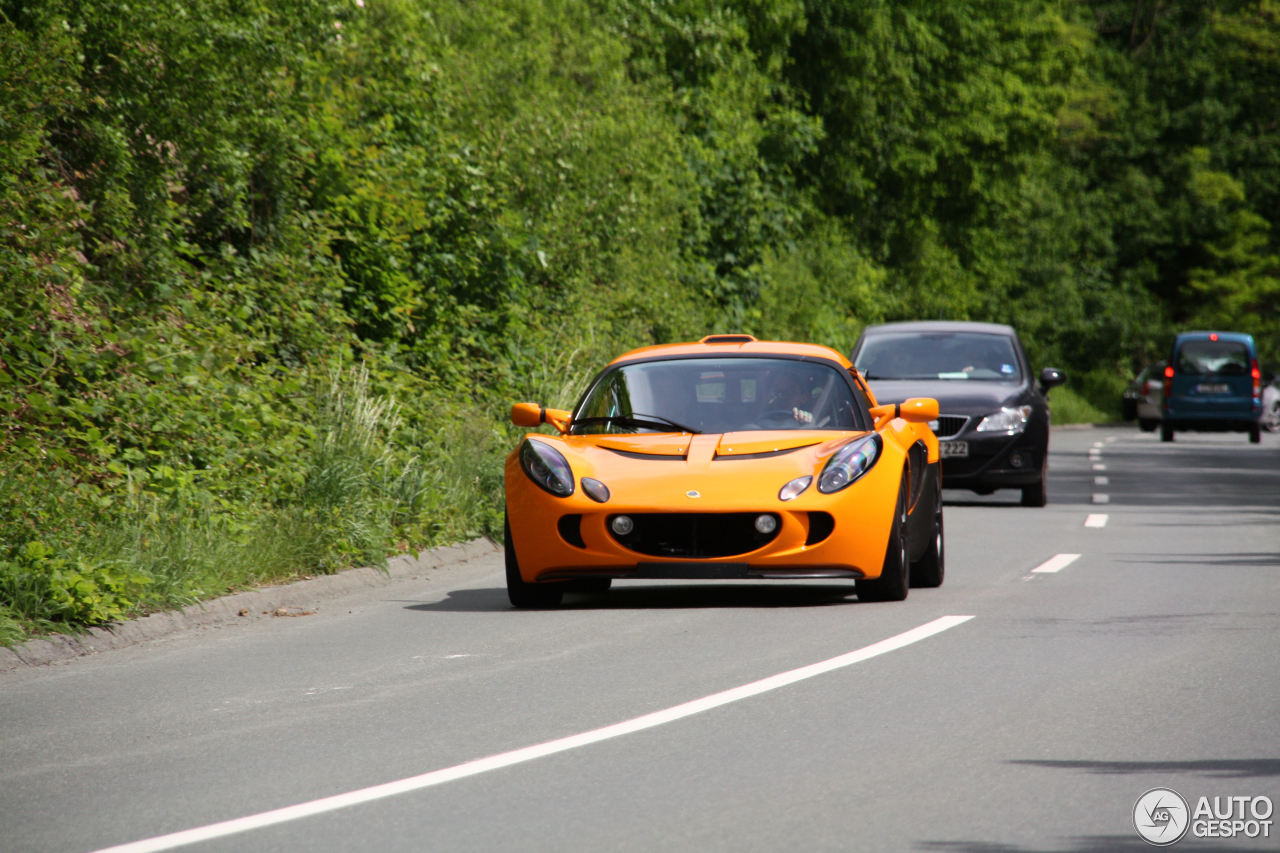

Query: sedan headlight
[975,405,1032,435]
[519,439,575,497]
[818,434,882,494]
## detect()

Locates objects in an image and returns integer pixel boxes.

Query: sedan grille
[608,513,778,558]
[933,414,970,438]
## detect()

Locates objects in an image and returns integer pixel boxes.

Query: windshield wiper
[573,413,701,434]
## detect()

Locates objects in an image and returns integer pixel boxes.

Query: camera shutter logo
[1135,788,1190,846]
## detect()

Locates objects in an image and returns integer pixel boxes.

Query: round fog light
[754,514,779,535]
[610,515,635,536]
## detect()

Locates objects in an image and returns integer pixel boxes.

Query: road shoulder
[0,538,499,673]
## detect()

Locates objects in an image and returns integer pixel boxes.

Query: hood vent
[605,447,687,461]
[714,446,807,460]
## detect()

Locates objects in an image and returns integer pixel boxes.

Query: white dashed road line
[1085,514,1109,528]
[1032,553,1082,574]
[1089,438,1110,505]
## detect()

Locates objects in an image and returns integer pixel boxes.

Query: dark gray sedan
[851,321,1065,506]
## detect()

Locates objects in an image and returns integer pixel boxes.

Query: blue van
[1161,331,1262,443]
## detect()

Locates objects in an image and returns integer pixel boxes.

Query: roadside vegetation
[2,0,1276,644]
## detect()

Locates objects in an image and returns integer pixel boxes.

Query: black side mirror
[1039,367,1067,392]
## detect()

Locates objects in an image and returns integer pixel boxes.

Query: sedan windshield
[571,357,867,434]
[856,332,1023,381]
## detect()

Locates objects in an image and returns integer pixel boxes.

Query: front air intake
[805,512,834,545]
[607,513,778,557]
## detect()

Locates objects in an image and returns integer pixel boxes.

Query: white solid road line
[94,615,976,853]
[1032,553,1082,574]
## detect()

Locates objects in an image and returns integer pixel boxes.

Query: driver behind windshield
[766,369,816,425]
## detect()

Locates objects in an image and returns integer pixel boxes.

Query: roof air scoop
[700,334,757,344]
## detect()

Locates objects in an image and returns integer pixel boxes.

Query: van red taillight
[1163,364,1174,405]
[1252,360,1261,396]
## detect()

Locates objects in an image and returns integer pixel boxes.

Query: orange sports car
[503,335,944,607]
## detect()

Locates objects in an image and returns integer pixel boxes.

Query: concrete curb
[0,537,500,673]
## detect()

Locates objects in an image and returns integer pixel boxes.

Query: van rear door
[1168,338,1256,418]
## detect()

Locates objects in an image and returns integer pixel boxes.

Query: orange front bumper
[503,442,902,584]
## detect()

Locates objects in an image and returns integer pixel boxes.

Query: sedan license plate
[940,440,969,458]
[1196,383,1229,394]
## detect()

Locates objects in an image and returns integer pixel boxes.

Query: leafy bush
[0,541,149,627]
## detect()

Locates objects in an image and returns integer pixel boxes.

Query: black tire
[911,478,944,588]
[1021,458,1047,508]
[1161,423,1174,442]
[505,513,563,608]
[1249,422,1261,444]
[858,472,909,602]
[1138,418,1158,432]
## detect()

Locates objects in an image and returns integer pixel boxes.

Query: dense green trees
[2,0,1276,640]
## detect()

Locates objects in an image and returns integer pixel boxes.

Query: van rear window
[1175,341,1250,376]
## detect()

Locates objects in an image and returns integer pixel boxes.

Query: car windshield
[1175,340,1250,376]
[856,332,1023,381]
[571,357,867,434]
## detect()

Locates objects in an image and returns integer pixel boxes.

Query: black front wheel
[911,478,944,588]
[858,471,909,602]
[1021,458,1047,508]
[505,512,564,608]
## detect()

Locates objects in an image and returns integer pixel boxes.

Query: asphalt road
[2,426,1277,853]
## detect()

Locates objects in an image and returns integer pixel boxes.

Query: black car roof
[859,320,1016,337]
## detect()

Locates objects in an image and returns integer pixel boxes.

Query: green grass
[0,365,469,646]
[1050,384,1112,426]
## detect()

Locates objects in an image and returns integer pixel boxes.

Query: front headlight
[818,434,882,494]
[519,439,575,497]
[975,405,1032,435]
